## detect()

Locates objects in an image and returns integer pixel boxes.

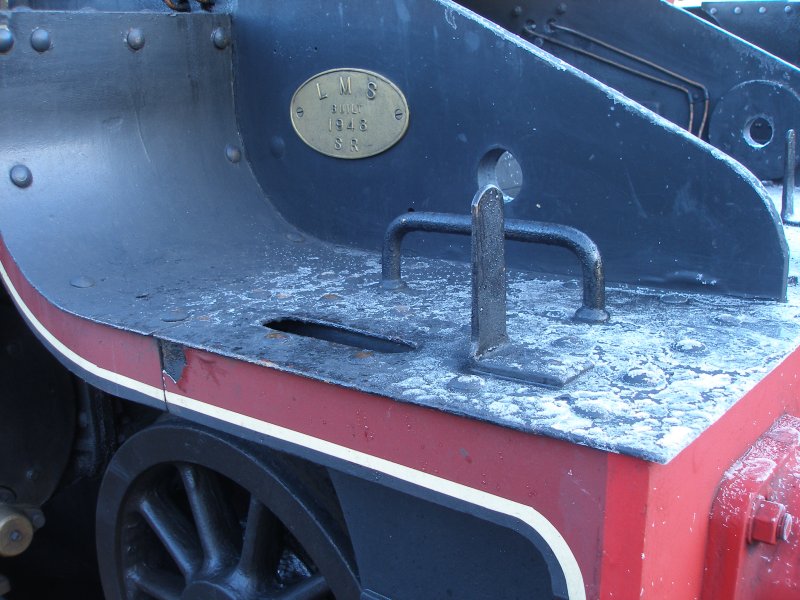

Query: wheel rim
[97,422,359,600]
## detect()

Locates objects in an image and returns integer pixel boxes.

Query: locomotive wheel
[96,420,359,600]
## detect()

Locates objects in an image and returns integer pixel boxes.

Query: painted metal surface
[6,222,800,597]
[233,0,787,300]
[702,414,800,600]
[459,0,800,180]
[0,6,797,462]
[4,2,800,597]
[690,1,800,68]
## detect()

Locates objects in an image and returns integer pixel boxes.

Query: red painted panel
[0,236,163,389]
[599,454,649,600]
[597,349,800,599]
[702,415,800,600]
[8,225,800,598]
[168,346,610,596]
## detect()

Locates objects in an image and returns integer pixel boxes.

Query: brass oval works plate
[290,68,410,159]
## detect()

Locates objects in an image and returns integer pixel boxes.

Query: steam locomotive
[2,1,800,598]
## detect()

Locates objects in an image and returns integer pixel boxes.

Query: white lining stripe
[168,391,587,600]
[0,258,164,401]
[0,255,586,599]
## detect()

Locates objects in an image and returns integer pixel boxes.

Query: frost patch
[658,426,693,449]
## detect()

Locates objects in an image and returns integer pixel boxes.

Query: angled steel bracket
[458,0,800,181]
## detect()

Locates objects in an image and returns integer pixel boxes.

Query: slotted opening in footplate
[264,318,416,354]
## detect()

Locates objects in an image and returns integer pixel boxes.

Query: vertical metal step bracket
[468,186,596,386]
[782,129,798,226]
[471,186,509,358]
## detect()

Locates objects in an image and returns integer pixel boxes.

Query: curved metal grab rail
[381,210,609,324]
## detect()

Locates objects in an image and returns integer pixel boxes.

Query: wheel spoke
[274,574,330,600]
[128,566,184,600]
[137,490,203,579]
[178,464,238,571]
[284,533,317,573]
[237,495,282,582]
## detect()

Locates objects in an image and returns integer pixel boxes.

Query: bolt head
[0,28,14,54]
[70,275,96,289]
[225,144,242,163]
[0,488,15,504]
[126,28,145,51]
[211,27,230,49]
[0,510,33,557]
[286,232,305,243]
[750,498,789,545]
[30,28,51,53]
[10,165,32,189]
[161,309,188,323]
[29,511,45,530]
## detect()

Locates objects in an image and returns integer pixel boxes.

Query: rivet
[286,232,305,243]
[511,5,523,17]
[733,6,742,14]
[759,6,767,13]
[623,366,665,388]
[225,144,242,163]
[671,338,707,355]
[211,27,229,49]
[161,309,188,323]
[556,3,568,14]
[714,313,738,326]
[0,28,14,54]
[709,6,718,14]
[126,28,145,51]
[659,292,689,305]
[9,165,32,189]
[30,28,51,52]
[70,276,96,289]
[447,375,486,393]
[25,469,39,482]
[785,4,793,13]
